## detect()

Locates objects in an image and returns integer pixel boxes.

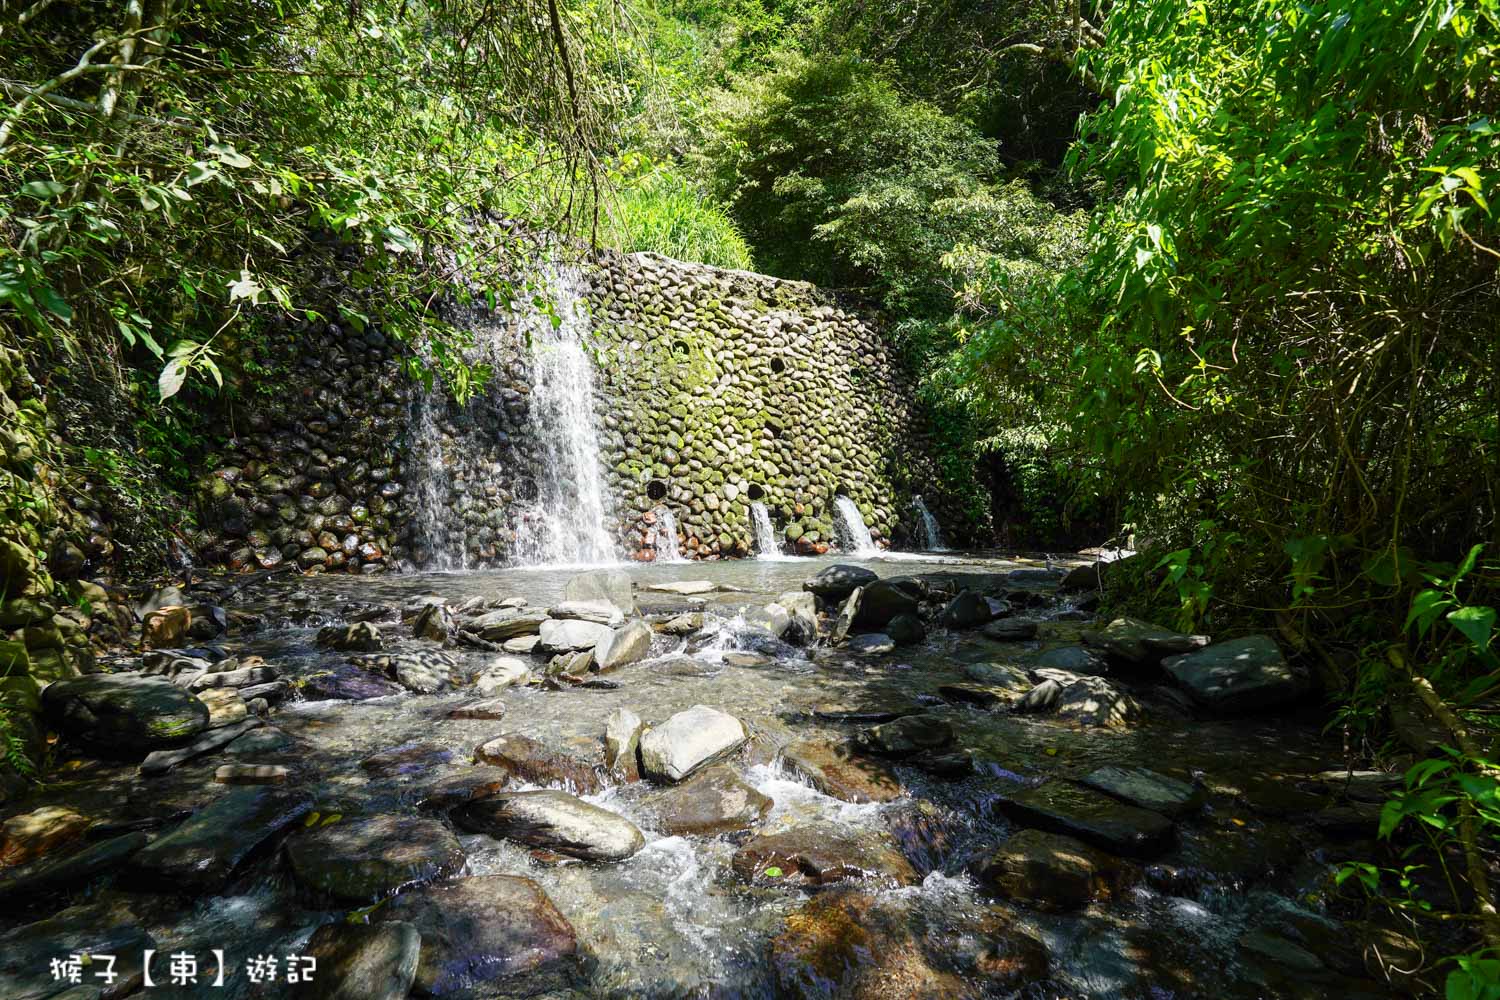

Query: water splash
[749,501,786,559]
[912,494,948,551]
[653,506,684,563]
[832,496,878,555]
[509,266,617,567]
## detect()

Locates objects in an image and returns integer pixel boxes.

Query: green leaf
[227,270,264,304]
[1407,589,1456,637]
[19,180,66,199]
[1448,606,1496,653]
[158,358,189,401]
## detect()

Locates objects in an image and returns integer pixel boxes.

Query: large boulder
[1081,617,1209,666]
[453,789,644,862]
[852,578,921,628]
[639,705,747,782]
[594,621,653,671]
[940,590,996,628]
[286,815,466,904]
[564,569,635,615]
[804,564,877,600]
[1163,635,1306,713]
[375,876,577,997]
[42,674,210,753]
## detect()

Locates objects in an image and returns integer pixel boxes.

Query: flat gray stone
[1079,765,1204,818]
[991,780,1173,857]
[847,632,895,655]
[129,786,313,890]
[638,763,771,836]
[138,717,262,775]
[469,608,549,642]
[1163,635,1305,713]
[536,618,612,653]
[549,600,625,627]
[564,568,635,614]
[454,789,644,861]
[595,620,653,671]
[639,705,747,782]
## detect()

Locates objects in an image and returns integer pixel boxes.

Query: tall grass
[602,168,755,270]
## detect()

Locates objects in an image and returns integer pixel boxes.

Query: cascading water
[832,496,878,555]
[508,267,617,567]
[912,494,948,551]
[749,501,784,559]
[653,506,684,563]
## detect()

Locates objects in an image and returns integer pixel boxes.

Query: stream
[0,553,1417,999]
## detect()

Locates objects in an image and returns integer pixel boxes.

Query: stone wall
[586,252,943,560]
[193,249,964,569]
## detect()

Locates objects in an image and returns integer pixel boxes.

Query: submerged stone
[977,829,1131,911]
[375,875,578,997]
[1080,765,1204,818]
[129,785,313,891]
[640,763,772,836]
[782,738,903,803]
[286,814,466,903]
[847,632,895,655]
[991,780,1174,858]
[360,740,454,777]
[856,714,954,755]
[301,921,421,1000]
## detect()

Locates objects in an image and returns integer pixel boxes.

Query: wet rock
[238,679,290,703]
[301,663,402,701]
[640,764,772,836]
[783,738,902,803]
[412,767,512,811]
[139,717,262,775]
[0,901,154,1000]
[804,564,877,600]
[129,785,313,890]
[977,829,1131,911]
[412,602,453,642]
[42,674,210,753]
[317,621,383,652]
[886,612,926,645]
[733,823,919,887]
[1081,616,1209,665]
[1027,644,1109,674]
[546,650,594,678]
[848,632,895,655]
[1080,765,1204,818]
[214,763,288,784]
[777,591,819,644]
[941,589,996,628]
[474,733,603,794]
[502,634,540,654]
[197,686,247,728]
[0,805,91,868]
[286,814,466,903]
[226,726,296,754]
[474,656,531,693]
[299,921,420,1000]
[1014,673,1141,728]
[537,618,611,653]
[829,586,862,645]
[604,707,643,781]
[963,661,1033,691]
[812,700,919,724]
[448,698,508,721]
[360,740,454,777]
[549,599,625,627]
[982,618,1040,642]
[853,578,921,628]
[564,568,635,614]
[187,663,280,690]
[856,714,954,755]
[595,620,653,671]
[1238,928,1324,974]
[375,875,577,997]
[0,831,148,901]
[992,780,1174,857]
[648,579,716,595]
[639,705,747,782]
[454,789,644,861]
[469,607,549,642]
[938,683,1012,709]
[1163,635,1306,713]
[657,612,704,635]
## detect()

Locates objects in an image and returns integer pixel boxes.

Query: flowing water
[749,502,787,560]
[653,507,684,563]
[913,494,948,552]
[3,553,1387,1000]
[508,267,617,567]
[832,496,878,556]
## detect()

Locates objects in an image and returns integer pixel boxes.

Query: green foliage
[602,158,754,269]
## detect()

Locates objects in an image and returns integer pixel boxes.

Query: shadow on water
[0,552,1427,999]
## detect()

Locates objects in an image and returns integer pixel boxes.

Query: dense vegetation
[3,0,1498,990]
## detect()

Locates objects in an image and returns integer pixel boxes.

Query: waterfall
[750,502,784,559]
[912,494,948,551]
[654,506,684,563]
[406,263,616,569]
[833,496,878,556]
[510,266,617,567]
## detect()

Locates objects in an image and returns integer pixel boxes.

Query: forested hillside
[2,0,1498,994]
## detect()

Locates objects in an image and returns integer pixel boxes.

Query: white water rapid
[832,496,878,555]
